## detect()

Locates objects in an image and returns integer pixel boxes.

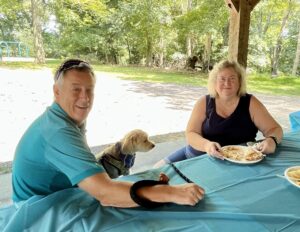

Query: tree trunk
[271,0,292,76]
[227,0,252,68]
[186,0,193,57]
[204,33,212,72]
[186,36,192,57]
[126,38,132,63]
[145,35,152,67]
[292,27,300,76]
[31,0,45,64]
[158,36,164,67]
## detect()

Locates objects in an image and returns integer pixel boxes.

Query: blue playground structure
[0,41,29,58]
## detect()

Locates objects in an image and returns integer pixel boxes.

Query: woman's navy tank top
[202,94,258,146]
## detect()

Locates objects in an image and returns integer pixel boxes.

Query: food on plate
[221,146,243,160]
[284,166,300,188]
[245,150,263,161]
[287,169,300,186]
[287,169,300,179]
[221,146,263,162]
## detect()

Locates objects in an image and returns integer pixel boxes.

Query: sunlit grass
[1,60,299,96]
[247,74,300,96]
[93,64,208,85]
[94,65,300,96]
[0,59,59,69]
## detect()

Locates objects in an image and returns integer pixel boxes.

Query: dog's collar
[100,153,135,176]
[115,142,136,168]
[100,142,136,175]
[120,153,136,168]
[100,155,129,175]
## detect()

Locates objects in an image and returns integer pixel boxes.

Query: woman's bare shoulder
[250,95,264,108]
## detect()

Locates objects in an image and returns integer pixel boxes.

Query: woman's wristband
[266,136,279,146]
[130,180,168,209]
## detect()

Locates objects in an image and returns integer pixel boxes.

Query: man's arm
[78,172,205,208]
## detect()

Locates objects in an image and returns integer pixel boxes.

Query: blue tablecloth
[290,111,300,132]
[1,131,300,232]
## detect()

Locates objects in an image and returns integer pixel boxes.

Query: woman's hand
[170,183,205,206]
[205,142,224,159]
[254,138,276,154]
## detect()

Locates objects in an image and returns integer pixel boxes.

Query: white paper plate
[284,166,300,189]
[220,145,264,164]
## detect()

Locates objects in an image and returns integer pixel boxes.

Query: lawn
[1,60,299,96]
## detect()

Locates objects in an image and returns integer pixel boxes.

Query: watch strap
[267,136,278,146]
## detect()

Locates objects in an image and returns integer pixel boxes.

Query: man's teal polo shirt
[12,102,105,202]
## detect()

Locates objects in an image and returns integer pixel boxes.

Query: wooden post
[237,1,251,68]
[225,0,260,68]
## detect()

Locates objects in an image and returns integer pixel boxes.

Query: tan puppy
[95,129,155,178]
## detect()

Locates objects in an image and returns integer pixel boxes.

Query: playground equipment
[0,41,30,58]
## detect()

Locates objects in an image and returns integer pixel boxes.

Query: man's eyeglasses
[54,59,93,81]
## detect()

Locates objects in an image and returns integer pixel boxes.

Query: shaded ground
[1,68,299,207]
[0,67,299,164]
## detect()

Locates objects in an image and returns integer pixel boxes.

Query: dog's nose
[152,144,155,148]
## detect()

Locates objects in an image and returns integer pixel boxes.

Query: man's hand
[170,183,205,206]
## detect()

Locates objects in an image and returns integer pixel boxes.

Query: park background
[1,0,300,164]
[0,0,300,76]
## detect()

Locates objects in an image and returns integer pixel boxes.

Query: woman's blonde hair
[207,60,247,97]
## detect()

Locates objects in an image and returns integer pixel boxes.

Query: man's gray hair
[54,59,96,85]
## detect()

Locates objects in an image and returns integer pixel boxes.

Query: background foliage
[0,0,300,76]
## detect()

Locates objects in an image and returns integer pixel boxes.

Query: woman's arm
[249,95,283,154]
[186,96,223,158]
[78,172,205,208]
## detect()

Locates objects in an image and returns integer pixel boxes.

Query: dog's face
[121,129,155,154]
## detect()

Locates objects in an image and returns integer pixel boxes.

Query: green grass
[247,73,300,96]
[1,59,299,96]
[0,59,59,69]
[95,64,300,96]
[94,64,208,86]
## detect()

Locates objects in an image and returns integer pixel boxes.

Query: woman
[154,60,283,167]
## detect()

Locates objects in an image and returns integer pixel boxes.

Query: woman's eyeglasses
[217,76,238,84]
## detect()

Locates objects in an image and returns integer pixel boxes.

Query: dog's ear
[121,134,136,154]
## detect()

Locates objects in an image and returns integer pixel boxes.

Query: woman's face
[215,67,240,98]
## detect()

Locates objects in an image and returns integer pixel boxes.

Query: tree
[52,0,108,61]
[0,0,32,56]
[185,0,193,57]
[31,0,46,63]
[292,26,300,76]
[270,0,293,76]
[249,0,300,75]
[117,0,172,66]
[173,0,228,71]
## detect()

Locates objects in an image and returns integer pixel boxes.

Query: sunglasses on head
[55,59,92,81]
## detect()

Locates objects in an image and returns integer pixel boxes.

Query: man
[12,59,205,208]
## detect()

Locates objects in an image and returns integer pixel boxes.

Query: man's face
[54,69,95,125]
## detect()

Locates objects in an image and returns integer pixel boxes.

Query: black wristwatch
[267,136,279,146]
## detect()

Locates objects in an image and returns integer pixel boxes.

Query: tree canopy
[0,0,299,75]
